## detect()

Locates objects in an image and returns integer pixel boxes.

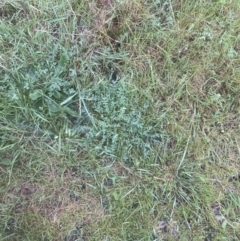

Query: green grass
[1,0,240,240]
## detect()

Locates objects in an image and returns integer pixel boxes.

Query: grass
[1,0,240,240]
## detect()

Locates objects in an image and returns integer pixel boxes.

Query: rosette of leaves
[73,81,163,162]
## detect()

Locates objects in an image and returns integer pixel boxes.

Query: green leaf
[222,220,228,229]
[0,158,12,166]
[112,191,120,201]
[29,90,42,100]
[60,92,77,106]
[46,99,60,113]
[64,106,79,117]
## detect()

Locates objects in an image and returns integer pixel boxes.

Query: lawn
[1,0,240,240]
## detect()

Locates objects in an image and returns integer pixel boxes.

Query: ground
[0,0,240,240]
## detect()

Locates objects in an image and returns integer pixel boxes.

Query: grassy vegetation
[1,0,240,240]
